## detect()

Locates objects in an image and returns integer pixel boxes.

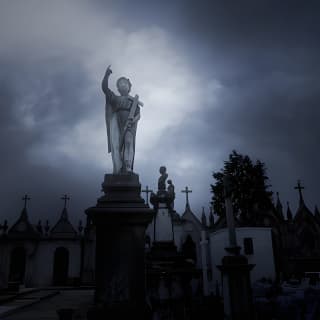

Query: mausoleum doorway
[53,247,69,285]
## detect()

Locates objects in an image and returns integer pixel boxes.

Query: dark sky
[0,0,319,226]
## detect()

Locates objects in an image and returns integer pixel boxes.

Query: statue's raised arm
[102,66,143,175]
[102,65,115,101]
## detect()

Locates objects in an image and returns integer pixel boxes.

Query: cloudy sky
[0,0,319,226]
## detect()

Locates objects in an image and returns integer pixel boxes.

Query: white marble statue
[102,65,143,174]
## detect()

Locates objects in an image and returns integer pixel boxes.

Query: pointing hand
[105,65,112,77]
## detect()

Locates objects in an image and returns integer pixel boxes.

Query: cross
[22,194,31,209]
[181,186,192,205]
[128,95,143,107]
[142,185,153,204]
[223,174,239,253]
[294,180,305,202]
[61,194,70,208]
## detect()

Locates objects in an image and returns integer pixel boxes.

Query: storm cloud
[0,0,319,226]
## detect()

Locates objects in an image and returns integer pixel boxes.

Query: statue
[167,179,175,210]
[102,65,143,174]
[158,166,168,191]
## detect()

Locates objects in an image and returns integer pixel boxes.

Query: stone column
[154,202,174,242]
[217,175,254,320]
[85,173,154,317]
[200,230,210,296]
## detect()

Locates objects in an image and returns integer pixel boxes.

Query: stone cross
[22,194,31,209]
[294,180,305,202]
[223,175,239,253]
[142,186,153,205]
[181,186,192,205]
[61,194,70,209]
[128,95,143,107]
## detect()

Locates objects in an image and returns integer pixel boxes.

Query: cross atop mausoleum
[22,194,31,209]
[181,186,192,206]
[294,180,305,204]
[61,194,70,209]
[142,186,153,205]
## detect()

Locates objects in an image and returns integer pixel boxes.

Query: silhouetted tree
[211,150,273,221]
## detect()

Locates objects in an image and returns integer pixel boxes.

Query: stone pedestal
[200,230,209,296]
[150,190,174,243]
[217,254,255,320]
[85,173,154,317]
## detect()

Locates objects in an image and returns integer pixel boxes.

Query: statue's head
[159,166,166,175]
[167,179,172,185]
[117,77,131,96]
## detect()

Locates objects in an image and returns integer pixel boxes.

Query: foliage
[211,150,273,220]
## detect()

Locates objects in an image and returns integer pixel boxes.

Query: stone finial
[201,207,207,227]
[275,192,284,219]
[286,202,293,221]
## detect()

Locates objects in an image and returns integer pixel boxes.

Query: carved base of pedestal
[85,173,154,309]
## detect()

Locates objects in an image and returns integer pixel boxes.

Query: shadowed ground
[1,289,94,320]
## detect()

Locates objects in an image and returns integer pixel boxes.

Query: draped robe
[103,85,139,174]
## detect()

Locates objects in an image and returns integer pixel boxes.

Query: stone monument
[167,179,175,211]
[150,166,175,243]
[102,65,143,174]
[217,174,254,320]
[146,169,200,317]
[86,66,154,319]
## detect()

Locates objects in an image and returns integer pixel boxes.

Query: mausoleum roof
[181,203,203,230]
[286,202,293,221]
[50,207,77,239]
[294,200,317,224]
[8,207,40,239]
[275,192,284,220]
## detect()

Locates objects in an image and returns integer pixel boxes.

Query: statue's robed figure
[102,66,143,174]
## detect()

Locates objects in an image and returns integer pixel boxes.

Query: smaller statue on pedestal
[150,166,176,211]
[167,179,175,211]
[158,166,168,191]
